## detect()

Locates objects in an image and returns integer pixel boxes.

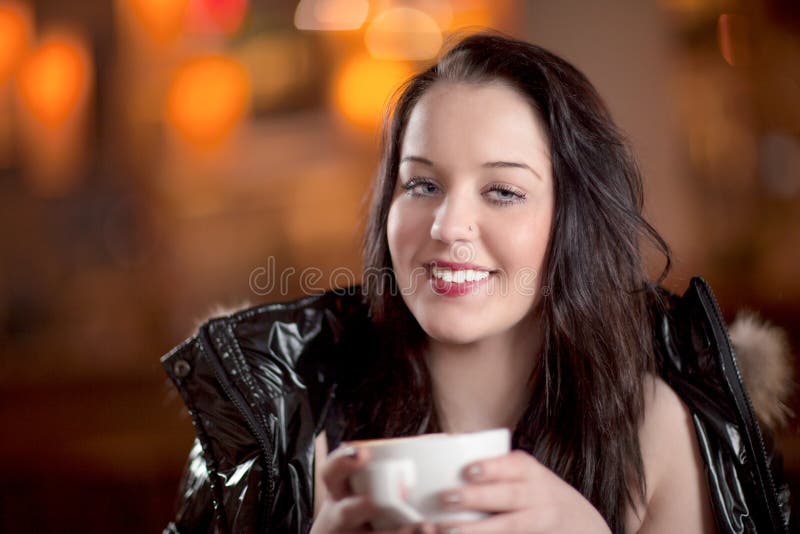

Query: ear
[729,310,795,430]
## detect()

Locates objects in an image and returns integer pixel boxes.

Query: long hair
[350,30,672,533]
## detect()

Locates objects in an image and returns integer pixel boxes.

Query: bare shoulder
[313,431,329,520]
[628,374,716,533]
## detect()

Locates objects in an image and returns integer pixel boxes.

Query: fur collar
[729,311,795,430]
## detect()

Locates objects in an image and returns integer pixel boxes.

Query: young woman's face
[387,81,555,344]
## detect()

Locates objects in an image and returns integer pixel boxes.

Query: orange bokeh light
[0,1,32,84]
[190,0,248,34]
[17,34,91,128]
[333,54,413,131]
[128,0,189,44]
[448,0,493,29]
[718,14,750,67]
[165,55,251,149]
[294,0,369,31]
[365,7,443,61]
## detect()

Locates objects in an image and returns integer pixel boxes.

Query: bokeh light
[447,0,492,29]
[14,30,92,196]
[17,34,92,128]
[372,0,453,30]
[128,0,189,44]
[0,1,32,85]
[294,0,369,31]
[165,55,251,149]
[658,0,713,16]
[332,54,412,130]
[718,14,750,67]
[187,0,248,35]
[415,0,452,30]
[237,34,312,109]
[365,7,442,61]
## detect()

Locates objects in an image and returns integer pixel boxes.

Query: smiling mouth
[429,265,494,283]
[425,260,498,279]
[424,263,498,296]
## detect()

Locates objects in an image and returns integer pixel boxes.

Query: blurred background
[0,0,798,531]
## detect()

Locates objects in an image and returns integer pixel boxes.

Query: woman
[162,32,792,533]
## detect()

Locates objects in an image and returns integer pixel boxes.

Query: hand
[434,450,611,534]
[310,444,435,534]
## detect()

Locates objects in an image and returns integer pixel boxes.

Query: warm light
[237,35,311,108]
[128,0,189,43]
[165,55,251,148]
[418,0,452,30]
[294,0,369,31]
[718,14,750,67]
[17,34,91,127]
[0,1,32,84]
[365,7,442,61]
[372,0,452,30]
[15,30,92,196]
[448,0,492,29]
[188,0,248,34]
[658,0,708,15]
[333,54,412,131]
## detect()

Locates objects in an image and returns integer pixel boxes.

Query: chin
[418,319,485,345]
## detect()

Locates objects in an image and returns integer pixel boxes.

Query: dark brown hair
[351,30,671,533]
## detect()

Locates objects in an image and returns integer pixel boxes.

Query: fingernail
[441,490,462,506]
[465,463,482,480]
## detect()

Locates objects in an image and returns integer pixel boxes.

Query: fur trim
[191,300,253,333]
[729,310,795,429]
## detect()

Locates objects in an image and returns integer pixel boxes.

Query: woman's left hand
[435,450,611,534]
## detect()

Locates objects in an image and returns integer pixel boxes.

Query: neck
[424,314,542,434]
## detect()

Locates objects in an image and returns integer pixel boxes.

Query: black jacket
[161,277,792,533]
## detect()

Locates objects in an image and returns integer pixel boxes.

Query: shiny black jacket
[161,277,792,533]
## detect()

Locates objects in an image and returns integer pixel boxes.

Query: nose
[430,193,476,244]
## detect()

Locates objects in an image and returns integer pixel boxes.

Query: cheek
[488,205,553,288]
[387,201,429,267]
[510,216,551,264]
[386,203,402,263]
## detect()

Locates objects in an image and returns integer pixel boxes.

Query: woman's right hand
[309,444,431,534]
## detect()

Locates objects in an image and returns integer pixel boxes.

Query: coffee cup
[347,428,511,529]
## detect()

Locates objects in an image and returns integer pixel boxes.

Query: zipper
[198,325,276,534]
[693,277,786,532]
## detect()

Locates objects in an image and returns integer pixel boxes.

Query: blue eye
[402,177,440,197]
[485,185,526,206]
[400,178,526,206]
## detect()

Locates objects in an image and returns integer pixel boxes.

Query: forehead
[401,81,551,165]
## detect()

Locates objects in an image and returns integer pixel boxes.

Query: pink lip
[426,261,496,297]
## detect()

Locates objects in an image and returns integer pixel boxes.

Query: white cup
[347,428,511,530]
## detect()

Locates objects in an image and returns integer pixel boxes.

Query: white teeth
[431,267,490,283]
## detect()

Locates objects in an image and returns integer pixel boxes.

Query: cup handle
[361,459,424,526]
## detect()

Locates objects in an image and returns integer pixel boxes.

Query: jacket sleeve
[653,280,793,533]
[161,331,272,534]
[761,427,795,532]
[160,291,370,533]
[161,295,337,534]
[163,439,215,534]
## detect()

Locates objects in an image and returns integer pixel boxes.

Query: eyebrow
[400,155,542,180]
